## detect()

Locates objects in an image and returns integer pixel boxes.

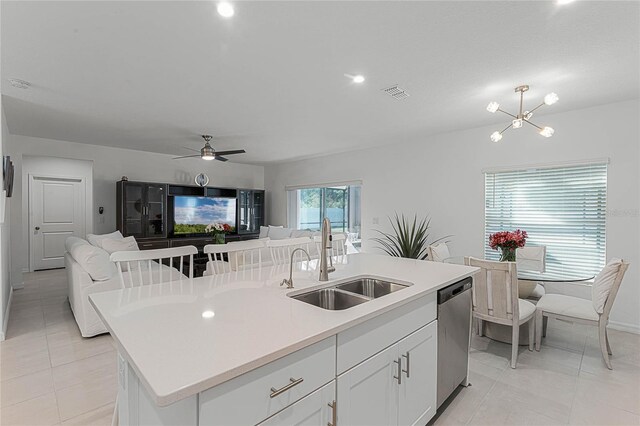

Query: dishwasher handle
[438,277,472,304]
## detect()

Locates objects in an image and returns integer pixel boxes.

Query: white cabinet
[337,321,437,426]
[259,381,336,426]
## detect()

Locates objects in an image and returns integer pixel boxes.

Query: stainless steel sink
[291,288,369,310]
[335,278,409,298]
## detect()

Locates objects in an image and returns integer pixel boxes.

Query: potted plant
[205,222,233,244]
[372,213,447,260]
[489,229,527,262]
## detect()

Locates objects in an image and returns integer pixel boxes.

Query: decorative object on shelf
[486,85,558,142]
[372,213,448,260]
[121,176,128,181]
[173,135,247,162]
[489,230,528,262]
[194,173,210,187]
[3,156,14,197]
[205,222,233,244]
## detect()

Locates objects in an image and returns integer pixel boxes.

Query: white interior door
[30,175,85,270]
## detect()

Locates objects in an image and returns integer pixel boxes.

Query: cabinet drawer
[337,293,436,374]
[258,381,335,426]
[138,240,170,250]
[199,337,336,426]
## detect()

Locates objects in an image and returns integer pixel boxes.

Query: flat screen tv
[173,196,236,235]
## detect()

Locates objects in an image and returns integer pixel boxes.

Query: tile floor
[1,269,639,425]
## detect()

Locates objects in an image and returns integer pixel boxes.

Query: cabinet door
[251,190,265,231]
[258,381,335,426]
[122,182,145,238]
[337,343,398,426]
[145,184,166,238]
[397,321,438,426]
[237,190,251,234]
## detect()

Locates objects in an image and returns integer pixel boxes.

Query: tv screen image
[173,196,236,235]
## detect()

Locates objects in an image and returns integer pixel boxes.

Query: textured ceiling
[2,1,639,164]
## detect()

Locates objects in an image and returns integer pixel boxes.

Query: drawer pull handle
[393,358,402,385]
[402,352,410,378]
[270,377,304,398]
[328,400,337,426]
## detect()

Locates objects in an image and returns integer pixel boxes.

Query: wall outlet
[372,217,379,225]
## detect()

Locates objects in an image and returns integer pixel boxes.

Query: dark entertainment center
[116,180,265,253]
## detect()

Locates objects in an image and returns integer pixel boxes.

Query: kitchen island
[90,253,477,426]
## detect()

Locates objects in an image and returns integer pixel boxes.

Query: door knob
[35,226,40,230]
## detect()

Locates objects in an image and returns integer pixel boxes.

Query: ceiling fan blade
[172,154,202,160]
[215,156,229,162]
[182,146,201,153]
[214,149,246,156]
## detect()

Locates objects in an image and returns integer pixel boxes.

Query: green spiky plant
[371,213,448,260]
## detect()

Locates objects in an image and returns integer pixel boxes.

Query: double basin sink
[290,278,409,311]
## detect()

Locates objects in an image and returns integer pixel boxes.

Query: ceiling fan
[173,135,246,162]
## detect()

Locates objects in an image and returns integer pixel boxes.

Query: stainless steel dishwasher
[437,276,473,408]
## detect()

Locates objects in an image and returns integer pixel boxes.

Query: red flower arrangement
[489,229,527,261]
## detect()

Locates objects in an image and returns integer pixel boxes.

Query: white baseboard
[0,287,13,341]
[608,320,640,335]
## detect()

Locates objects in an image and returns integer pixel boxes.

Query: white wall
[6,135,264,279]
[265,100,640,332]
[1,102,12,340]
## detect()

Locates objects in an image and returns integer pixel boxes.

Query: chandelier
[486,85,558,142]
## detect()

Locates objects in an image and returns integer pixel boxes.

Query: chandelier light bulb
[539,127,555,138]
[486,102,500,113]
[217,2,234,18]
[490,131,503,142]
[544,92,559,105]
[512,119,523,129]
[524,111,533,120]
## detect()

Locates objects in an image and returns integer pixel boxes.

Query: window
[287,184,361,236]
[484,162,607,280]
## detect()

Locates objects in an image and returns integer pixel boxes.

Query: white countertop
[89,253,477,406]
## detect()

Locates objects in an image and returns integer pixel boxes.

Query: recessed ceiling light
[352,75,365,84]
[202,310,215,319]
[8,78,30,89]
[556,0,576,5]
[217,2,234,18]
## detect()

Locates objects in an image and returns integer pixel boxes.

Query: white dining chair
[516,245,547,299]
[203,240,265,275]
[313,233,347,258]
[428,242,451,262]
[465,257,535,368]
[535,259,629,369]
[110,246,197,288]
[267,237,314,265]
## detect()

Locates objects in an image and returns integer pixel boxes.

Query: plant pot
[499,247,517,262]
[215,234,225,244]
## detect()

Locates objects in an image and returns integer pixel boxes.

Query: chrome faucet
[281,248,311,289]
[319,218,335,281]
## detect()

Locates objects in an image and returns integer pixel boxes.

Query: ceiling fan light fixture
[202,155,215,160]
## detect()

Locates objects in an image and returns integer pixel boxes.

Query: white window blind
[485,163,607,280]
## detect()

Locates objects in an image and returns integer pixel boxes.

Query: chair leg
[605,328,613,355]
[511,325,519,369]
[542,316,548,338]
[598,321,612,370]
[528,318,534,351]
[535,310,543,351]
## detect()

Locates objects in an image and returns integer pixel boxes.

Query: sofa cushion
[68,243,117,281]
[259,226,269,238]
[101,236,139,254]
[269,226,292,240]
[592,258,623,314]
[65,236,90,253]
[87,230,124,248]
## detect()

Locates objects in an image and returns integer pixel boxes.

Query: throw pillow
[69,244,117,281]
[268,226,292,240]
[259,226,269,238]
[87,230,124,248]
[592,258,623,314]
[101,236,139,254]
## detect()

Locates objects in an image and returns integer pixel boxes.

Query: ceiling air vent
[381,85,409,100]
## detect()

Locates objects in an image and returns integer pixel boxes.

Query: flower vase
[499,247,516,262]
[215,233,225,244]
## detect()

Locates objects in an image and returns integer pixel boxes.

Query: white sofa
[65,234,186,337]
